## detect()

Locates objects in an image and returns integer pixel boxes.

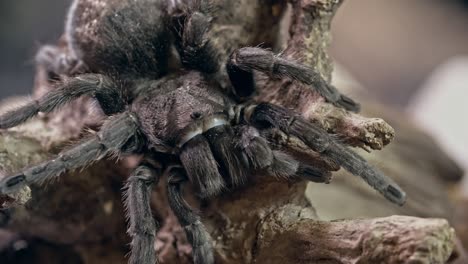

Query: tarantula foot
[297,165,332,184]
[243,102,406,206]
[0,174,27,195]
[228,47,361,112]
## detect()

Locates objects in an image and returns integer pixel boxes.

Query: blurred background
[331,0,468,106]
[0,0,69,99]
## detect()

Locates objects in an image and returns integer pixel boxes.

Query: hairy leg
[172,1,243,92]
[233,125,331,183]
[179,134,226,198]
[267,150,332,183]
[242,102,406,205]
[173,9,219,74]
[0,112,143,194]
[123,163,160,264]
[228,47,359,112]
[167,168,214,264]
[204,125,248,187]
[0,74,125,129]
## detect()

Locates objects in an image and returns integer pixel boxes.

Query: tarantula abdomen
[67,0,171,77]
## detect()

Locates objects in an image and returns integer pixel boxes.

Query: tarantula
[0,0,406,263]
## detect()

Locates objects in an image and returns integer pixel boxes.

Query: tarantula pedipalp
[0,0,405,264]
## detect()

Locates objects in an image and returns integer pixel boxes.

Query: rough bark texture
[0,0,464,263]
[255,216,455,264]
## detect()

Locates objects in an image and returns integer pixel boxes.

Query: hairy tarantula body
[0,1,406,263]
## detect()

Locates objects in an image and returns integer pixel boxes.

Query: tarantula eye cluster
[0,1,405,263]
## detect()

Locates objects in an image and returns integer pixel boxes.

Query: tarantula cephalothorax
[0,0,405,263]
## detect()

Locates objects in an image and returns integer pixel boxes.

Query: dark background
[1,0,468,107]
[0,0,69,100]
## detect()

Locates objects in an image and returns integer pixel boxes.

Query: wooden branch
[256,215,455,264]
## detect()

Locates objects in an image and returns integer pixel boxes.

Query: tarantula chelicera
[0,0,406,263]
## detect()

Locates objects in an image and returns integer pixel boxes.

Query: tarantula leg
[228,47,360,112]
[267,150,332,183]
[226,59,256,99]
[204,125,249,187]
[0,73,125,129]
[243,103,406,205]
[0,112,143,194]
[167,168,214,264]
[233,125,274,170]
[179,134,226,198]
[123,163,160,264]
[173,8,219,73]
[233,125,331,183]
